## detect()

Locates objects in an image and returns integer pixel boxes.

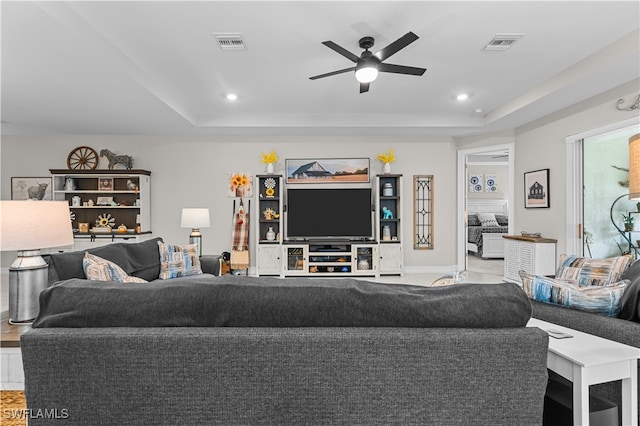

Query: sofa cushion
[32,276,532,328]
[619,260,640,322]
[46,237,164,283]
[157,242,202,279]
[520,271,628,317]
[556,254,632,287]
[83,253,148,283]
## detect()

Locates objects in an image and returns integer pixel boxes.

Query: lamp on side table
[1,201,74,324]
[180,208,210,257]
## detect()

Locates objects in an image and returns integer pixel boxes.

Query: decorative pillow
[467,214,480,227]
[520,271,628,317]
[477,212,499,227]
[556,254,633,287]
[82,253,148,283]
[495,214,508,226]
[158,242,203,280]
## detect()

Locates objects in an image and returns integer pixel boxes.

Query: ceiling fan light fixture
[355,65,378,83]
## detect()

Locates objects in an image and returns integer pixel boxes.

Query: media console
[282,242,378,277]
[255,173,404,277]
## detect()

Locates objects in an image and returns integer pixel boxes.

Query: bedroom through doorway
[457,144,514,281]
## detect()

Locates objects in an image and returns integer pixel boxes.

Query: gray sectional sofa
[530,260,640,426]
[20,238,550,425]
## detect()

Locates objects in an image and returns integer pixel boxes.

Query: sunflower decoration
[96,213,115,228]
[264,177,277,197]
[228,172,253,198]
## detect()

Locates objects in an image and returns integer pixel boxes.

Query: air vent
[483,33,525,51]
[213,33,246,51]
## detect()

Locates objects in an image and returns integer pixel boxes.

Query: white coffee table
[528,318,639,426]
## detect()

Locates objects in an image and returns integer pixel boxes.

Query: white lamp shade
[180,208,210,228]
[1,200,74,251]
[629,133,640,200]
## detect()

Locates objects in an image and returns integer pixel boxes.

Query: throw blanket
[231,202,249,269]
[32,276,532,328]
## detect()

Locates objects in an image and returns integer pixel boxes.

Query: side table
[528,318,639,425]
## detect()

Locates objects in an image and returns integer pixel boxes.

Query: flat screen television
[286,188,373,240]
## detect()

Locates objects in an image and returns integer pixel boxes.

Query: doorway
[565,117,640,256]
[457,143,514,279]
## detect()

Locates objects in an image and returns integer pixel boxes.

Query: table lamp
[628,133,640,200]
[1,200,74,323]
[180,208,210,256]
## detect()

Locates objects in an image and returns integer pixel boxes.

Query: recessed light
[226,93,238,101]
[474,108,483,114]
[457,93,469,101]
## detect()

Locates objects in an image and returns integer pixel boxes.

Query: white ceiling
[2,1,639,138]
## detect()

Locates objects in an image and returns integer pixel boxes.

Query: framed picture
[524,168,550,208]
[11,177,52,200]
[468,174,483,192]
[285,158,370,183]
[98,177,114,191]
[96,196,113,206]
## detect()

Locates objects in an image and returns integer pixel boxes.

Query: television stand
[282,242,378,277]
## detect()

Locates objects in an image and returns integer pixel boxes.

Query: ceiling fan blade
[309,67,355,80]
[359,82,370,93]
[322,41,360,63]
[378,63,426,76]
[374,32,419,61]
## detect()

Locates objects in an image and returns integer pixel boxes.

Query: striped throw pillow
[158,242,202,280]
[83,252,148,283]
[520,271,628,317]
[556,254,633,287]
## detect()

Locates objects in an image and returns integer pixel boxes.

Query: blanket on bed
[468,225,508,255]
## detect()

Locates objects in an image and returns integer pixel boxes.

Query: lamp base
[189,229,203,257]
[9,250,49,324]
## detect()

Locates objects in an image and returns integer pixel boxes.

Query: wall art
[228,172,254,198]
[285,158,369,184]
[485,174,497,192]
[11,177,52,200]
[413,175,434,249]
[468,174,483,192]
[524,168,550,208]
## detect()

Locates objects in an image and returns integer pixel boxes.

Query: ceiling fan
[309,31,427,93]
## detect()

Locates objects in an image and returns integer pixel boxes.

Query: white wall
[512,82,640,255]
[1,135,457,272]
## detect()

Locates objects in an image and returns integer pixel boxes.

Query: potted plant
[622,213,634,232]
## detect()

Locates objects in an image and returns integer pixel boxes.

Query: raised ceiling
[2,1,639,137]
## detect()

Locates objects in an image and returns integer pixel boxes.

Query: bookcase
[376,174,404,275]
[50,169,152,249]
[255,175,283,276]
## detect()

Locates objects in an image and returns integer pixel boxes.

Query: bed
[467,200,509,259]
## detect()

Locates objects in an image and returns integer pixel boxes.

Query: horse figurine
[100,149,134,169]
[382,206,394,219]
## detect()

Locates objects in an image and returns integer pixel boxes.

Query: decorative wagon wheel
[67,146,99,170]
